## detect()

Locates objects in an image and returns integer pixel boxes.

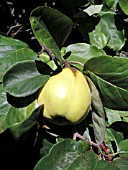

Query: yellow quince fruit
[37,67,91,125]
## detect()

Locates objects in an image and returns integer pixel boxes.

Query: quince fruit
[37,67,91,125]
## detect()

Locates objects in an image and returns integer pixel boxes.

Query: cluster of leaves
[0,0,128,169]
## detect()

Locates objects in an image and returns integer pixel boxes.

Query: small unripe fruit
[37,67,91,125]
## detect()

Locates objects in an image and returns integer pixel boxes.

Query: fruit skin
[37,67,91,125]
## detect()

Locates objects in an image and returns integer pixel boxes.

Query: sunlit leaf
[89,30,107,49]
[89,13,125,51]
[83,5,103,16]
[105,108,122,125]
[66,43,106,70]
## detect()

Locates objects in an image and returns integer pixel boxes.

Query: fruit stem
[63,60,71,68]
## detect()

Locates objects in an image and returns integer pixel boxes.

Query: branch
[38,42,55,60]
[73,132,113,161]
[69,61,84,67]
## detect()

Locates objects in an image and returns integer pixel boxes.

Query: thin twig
[69,61,84,67]
[38,42,55,60]
[11,26,24,37]
[73,132,113,160]
[73,132,101,150]
[6,23,24,36]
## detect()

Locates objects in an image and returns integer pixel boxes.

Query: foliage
[0,0,128,169]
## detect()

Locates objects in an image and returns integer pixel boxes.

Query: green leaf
[105,128,124,153]
[119,0,128,15]
[105,108,122,125]
[118,111,128,117]
[118,139,128,158]
[0,34,36,82]
[40,139,54,157]
[96,160,117,170]
[83,127,92,141]
[66,43,106,70]
[104,0,116,8]
[0,84,35,133]
[110,121,128,139]
[96,157,128,170]
[87,77,106,144]
[30,6,73,63]
[0,85,10,133]
[84,56,128,110]
[85,56,128,90]
[89,72,128,110]
[34,139,87,170]
[113,158,128,170]
[67,151,98,170]
[89,31,107,49]
[39,52,50,63]
[9,106,41,139]
[3,60,50,97]
[89,13,125,51]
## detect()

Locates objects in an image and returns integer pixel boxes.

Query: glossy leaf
[34,139,86,170]
[3,61,50,97]
[105,108,122,125]
[105,128,124,153]
[67,151,98,170]
[9,106,41,139]
[0,34,36,82]
[0,84,10,133]
[0,84,35,133]
[119,0,128,15]
[89,30,107,49]
[90,73,128,110]
[34,139,104,170]
[89,13,125,51]
[84,56,128,110]
[66,43,106,70]
[30,6,73,63]
[97,158,128,170]
[118,139,128,157]
[96,160,117,170]
[113,158,128,170]
[85,56,128,90]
